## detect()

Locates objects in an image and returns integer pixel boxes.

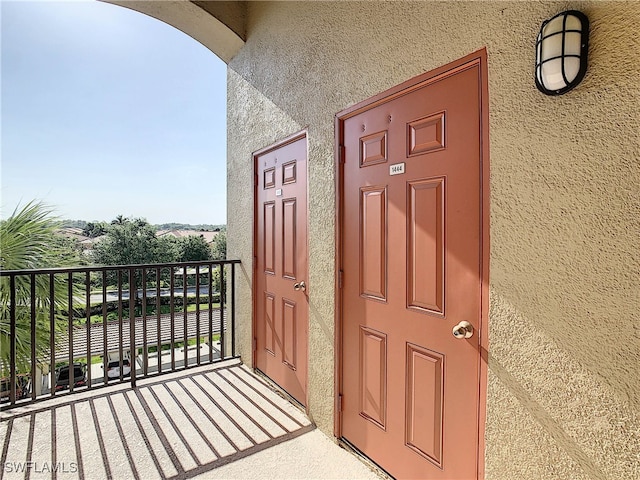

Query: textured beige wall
[227,2,640,478]
[226,71,302,384]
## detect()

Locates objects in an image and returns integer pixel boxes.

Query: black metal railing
[0,260,240,408]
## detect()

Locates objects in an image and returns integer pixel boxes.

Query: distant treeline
[62,219,226,232]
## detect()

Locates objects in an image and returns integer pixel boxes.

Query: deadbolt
[452,321,474,339]
[293,281,306,292]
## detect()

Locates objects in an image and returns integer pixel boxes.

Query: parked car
[0,375,30,402]
[55,363,87,391]
[104,359,131,379]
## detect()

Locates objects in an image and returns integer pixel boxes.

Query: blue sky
[1,0,227,225]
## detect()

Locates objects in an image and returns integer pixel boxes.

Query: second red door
[254,133,309,406]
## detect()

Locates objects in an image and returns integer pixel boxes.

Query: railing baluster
[231,262,236,358]
[142,268,148,376]
[206,265,212,363]
[156,268,161,374]
[118,270,123,382]
[129,267,136,388]
[86,272,91,390]
[196,265,201,366]
[220,263,225,360]
[170,269,175,371]
[30,273,37,401]
[49,273,55,397]
[183,265,188,369]
[68,272,74,393]
[9,275,16,405]
[102,270,108,385]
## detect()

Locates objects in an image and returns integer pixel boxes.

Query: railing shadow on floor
[0,360,315,480]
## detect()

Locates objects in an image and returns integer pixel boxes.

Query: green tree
[210,231,227,297]
[111,215,126,226]
[52,232,86,266]
[82,221,107,238]
[92,217,178,299]
[177,235,212,262]
[93,217,177,267]
[211,231,227,260]
[0,202,78,376]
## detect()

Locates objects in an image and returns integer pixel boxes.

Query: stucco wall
[226,2,640,479]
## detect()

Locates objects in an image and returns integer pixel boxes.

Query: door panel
[339,59,486,479]
[360,186,387,300]
[359,326,387,429]
[255,134,308,406]
[265,293,276,355]
[264,202,276,274]
[408,178,445,314]
[282,298,297,369]
[405,343,444,467]
[282,198,297,279]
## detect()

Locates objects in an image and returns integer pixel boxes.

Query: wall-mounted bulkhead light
[535,10,589,95]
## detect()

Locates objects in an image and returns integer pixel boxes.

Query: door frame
[334,49,490,478]
[252,128,311,410]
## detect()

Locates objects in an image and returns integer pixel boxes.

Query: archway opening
[2,0,231,228]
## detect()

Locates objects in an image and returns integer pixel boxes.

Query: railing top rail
[0,259,241,276]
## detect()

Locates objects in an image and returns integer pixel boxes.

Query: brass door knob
[293,281,306,292]
[452,321,474,339]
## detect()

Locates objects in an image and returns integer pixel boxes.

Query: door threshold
[339,438,395,479]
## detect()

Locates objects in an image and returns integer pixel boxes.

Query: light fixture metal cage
[535,10,589,95]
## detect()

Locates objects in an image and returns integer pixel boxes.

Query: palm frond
[0,201,81,376]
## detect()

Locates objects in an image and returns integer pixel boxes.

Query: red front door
[254,133,308,406]
[338,55,487,478]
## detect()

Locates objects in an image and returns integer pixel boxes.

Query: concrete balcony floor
[0,360,381,479]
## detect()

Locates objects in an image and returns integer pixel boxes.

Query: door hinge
[338,270,344,289]
[253,256,257,270]
[338,394,343,412]
[339,145,345,164]
[253,337,257,352]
